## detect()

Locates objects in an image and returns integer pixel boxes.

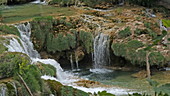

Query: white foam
[90,68,113,74]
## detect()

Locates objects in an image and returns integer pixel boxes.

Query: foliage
[118,27,131,38]
[94,91,115,96]
[147,79,170,95]
[0,52,30,78]
[20,64,56,93]
[0,43,7,54]
[79,30,93,53]
[41,64,56,76]
[134,28,147,35]
[126,40,144,49]
[0,25,20,37]
[162,19,170,28]
[111,40,166,66]
[31,16,53,51]
[46,80,89,96]
[61,86,89,96]
[149,52,165,66]
[46,33,76,52]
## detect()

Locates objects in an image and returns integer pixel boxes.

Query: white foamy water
[90,68,113,74]
[93,33,110,68]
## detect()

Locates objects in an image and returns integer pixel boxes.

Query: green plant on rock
[0,52,30,78]
[46,33,76,52]
[79,30,93,53]
[162,19,170,28]
[0,25,20,37]
[118,27,131,38]
[31,16,53,51]
[148,52,165,66]
[94,91,115,96]
[111,43,126,57]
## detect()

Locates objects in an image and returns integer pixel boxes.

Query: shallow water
[64,67,154,95]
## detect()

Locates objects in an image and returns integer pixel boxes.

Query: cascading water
[5,23,65,81]
[0,86,7,96]
[70,54,74,70]
[93,33,110,69]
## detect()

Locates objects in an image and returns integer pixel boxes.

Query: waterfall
[75,52,79,70]
[0,86,7,96]
[70,54,74,70]
[16,23,40,58]
[5,23,65,81]
[93,33,110,69]
[160,20,168,31]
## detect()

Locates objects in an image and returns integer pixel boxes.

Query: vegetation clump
[0,25,20,37]
[118,27,131,38]
[111,40,166,66]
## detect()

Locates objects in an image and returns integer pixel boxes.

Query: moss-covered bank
[31,16,94,65]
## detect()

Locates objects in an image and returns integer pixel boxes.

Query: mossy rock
[0,25,20,37]
[111,40,166,66]
[0,52,30,79]
[79,30,93,54]
[45,80,89,96]
[118,27,131,38]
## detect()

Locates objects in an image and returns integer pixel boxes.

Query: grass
[1,4,75,23]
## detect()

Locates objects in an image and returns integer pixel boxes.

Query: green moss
[118,27,131,38]
[162,19,170,28]
[0,52,30,78]
[41,64,56,76]
[61,86,89,96]
[79,30,93,53]
[46,33,76,52]
[111,40,166,66]
[0,43,8,54]
[149,52,165,66]
[0,25,20,37]
[111,43,126,57]
[134,28,147,35]
[126,40,144,49]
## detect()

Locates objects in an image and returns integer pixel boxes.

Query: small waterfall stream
[6,23,65,81]
[93,33,110,69]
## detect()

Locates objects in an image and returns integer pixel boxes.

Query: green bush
[162,19,170,28]
[111,43,126,57]
[134,28,147,35]
[118,27,131,38]
[46,33,76,52]
[31,16,53,51]
[111,40,166,66]
[46,80,89,96]
[149,52,165,66]
[126,40,144,49]
[79,30,93,53]
[0,52,30,78]
[0,25,20,37]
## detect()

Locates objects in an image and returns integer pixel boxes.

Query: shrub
[0,25,20,37]
[79,30,93,53]
[0,52,30,78]
[134,28,147,35]
[162,19,170,28]
[118,27,131,38]
[111,40,166,66]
